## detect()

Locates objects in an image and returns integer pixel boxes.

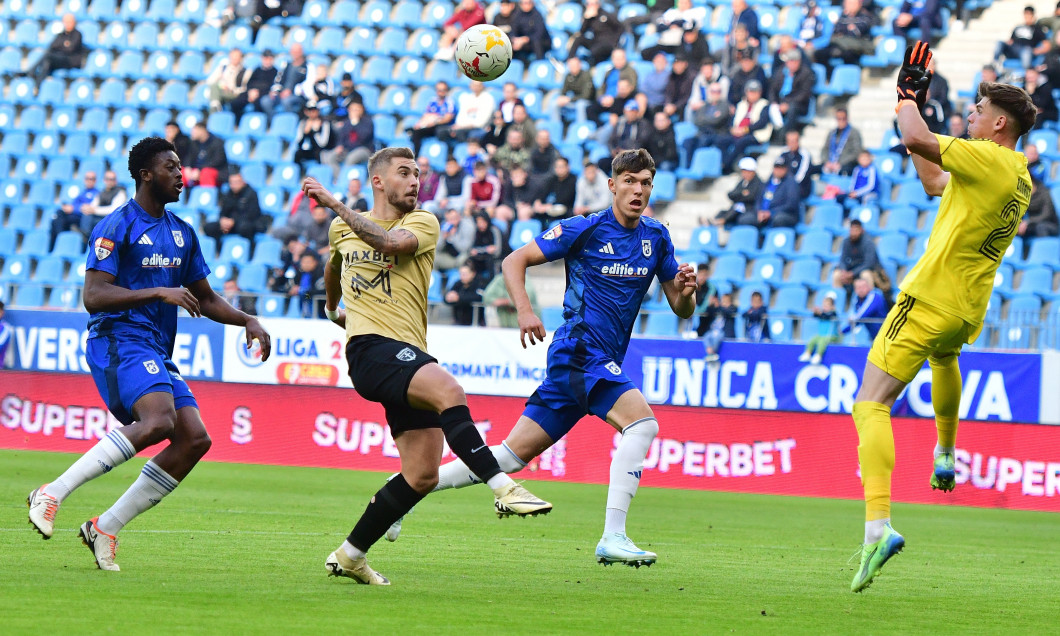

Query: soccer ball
[455,24,513,82]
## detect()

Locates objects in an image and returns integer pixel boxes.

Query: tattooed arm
[301,177,420,256]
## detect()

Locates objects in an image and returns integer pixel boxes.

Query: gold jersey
[900,135,1031,338]
[328,209,440,351]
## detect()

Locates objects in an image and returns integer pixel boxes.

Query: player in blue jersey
[389,149,697,567]
[27,137,272,571]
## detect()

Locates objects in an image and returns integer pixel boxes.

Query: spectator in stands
[445,263,485,326]
[821,108,864,176]
[670,23,712,69]
[493,129,532,175]
[587,49,639,124]
[692,264,718,335]
[481,273,537,328]
[222,278,257,315]
[1024,143,1047,182]
[294,64,337,115]
[533,156,577,221]
[434,157,468,215]
[717,80,772,173]
[1020,177,1060,239]
[482,110,511,155]
[510,0,552,63]
[528,130,560,183]
[184,122,229,192]
[795,0,825,50]
[468,211,503,277]
[229,49,278,120]
[574,159,611,216]
[332,73,363,120]
[1025,67,1059,128]
[321,101,373,180]
[497,165,538,222]
[743,291,770,342]
[461,139,490,175]
[222,0,258,28]
[205,48,249,113]
[204,171,263,243]
[268,236,307,293]
[721,24,760,76]
[640,52,671,114]
[0,301,10,367]
[436,0,486,61]
[290,249,325,319]
[272,197,331,246]
[49,171,98,248]
[569,0,625,66]
[292,103,333,168]
[462,162,502,216]
[842,150,880,206]
[344,177,369,213]
[920,84,949,134]
[492,0,517,37]
[417,156,441,211]
[996,6,1049,70]
[927,58,953,119]
[644,112,679,172]
[1041,30,1060,86]
[254,0,304,26]
[498,81,524,123]
[728,0,761,48]
[604,100,653,171]
[841,276,887,340]
[815,0,876,72]
[642,0,708,59]
[947,112,968,139]
[79,171,128,237]
[1038,1,1060,33]
[31,14,87,84]
[832,219,878,290]
[552,56,595,124]
[683,83,732,167]
[688,56,729,113]
[799,293,840,364]
[727,48,766,106]
[164,121,192,166]
[715,157,764,226]
[892,0,943,44]
[757,158,801,229]
[410,81,458,156]
[770,35,811,72]
[436,208,475,273]
[778,130,816,200]
[662,54,696,118]
[702,293,737,363]
[507,103,537,145]
[768,49,815,134]
[450,80,496,143]
[301,204,334,254]
[260,43,308,117]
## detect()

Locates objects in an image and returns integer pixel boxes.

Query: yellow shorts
[866,293,977,383]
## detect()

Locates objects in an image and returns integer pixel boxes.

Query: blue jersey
[535,208,680,363]
[85,199,210,356]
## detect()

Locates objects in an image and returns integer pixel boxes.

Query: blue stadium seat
[96,78,126,107]
[378,86,414,117]
[1000,295,1042,348]
[1004,236,1025,269]
[253,25,285,53]
[271,163,301,190]
[250,237,283,267]
[798,229,837,261]
[14,106,46,132]
[78,157,108,181]
[783,257,823,289]
[112,107,141,133]
[224,23,254,49]
[509,220,542,251]
[726,226,760,258]
[194,24,223,53]
[376,28,410,57]
[99,20,131,50]
[33,256,67,285]
[426,270,443,304]
[189,186,218,210]
[12,19,41,47]
[146,0,177,22]
[7,77,35,104]
[884,206,920,236]
[20,229,51,259]
[773,286,809,315]
[526,59,562,91]
[802,202,843,235]
[1018,266,1057,301]
[16,283,46,308]
[143,108,172,135]
[27,179,56,207]
[114,50,145,79]
[256,293,285,317]
[737,285,770,309]
[48,286,81,310]
[95,133,125,156]
[172,51,205,81]
[0,105,13,131]
[421,0,450,27]
[1,180,27,208]
[28,0,58,18]
[175,208,203,230]
[361,0,392,25]
[993,263,1015,298]
[31,130,60,157]
[643,312,679,337]
[144,51,175,80]
[207,111,236,138]
[269,112,300,142]
[252,138,285,166]
[712,253,747,285]
[237,264,268,293]
[1025,237,1059,269]
[220,235,252,263]
[760,227,797,258]
[652,171,677,203]
[420,139,448,171]
[207,262,234,290]
[239,112,269,138]
[886,181,934,211]
[239,161,267,188]
[876,232,910,266]
[225,136,252,162]
[315,26,348,56]
[0,228,14,255]
[361,56,395,86]
[676,147,722,181]
[0,47,21,76]
[79,106,109,133]
[860,35,905,68]
[67,78,97,106]
[50,107,78,133]
[3,254,33,284]
[36,77,65,106]
[64,131,93,157]
[53,231,85,262]
[750,256,785,285]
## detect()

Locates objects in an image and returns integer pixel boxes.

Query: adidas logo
[627,470,642,479]
[137,234,153,245]
[598,242,615,254]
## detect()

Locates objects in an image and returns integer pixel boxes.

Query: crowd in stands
[0,0,1057,350]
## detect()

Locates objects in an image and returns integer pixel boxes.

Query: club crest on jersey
[143,360,160,374]
[172,230,184,247]
[396,347,417,362]
[641,239,652,257]
[542,225,563,240]
[605,361,622,375]
[94,237,114,260]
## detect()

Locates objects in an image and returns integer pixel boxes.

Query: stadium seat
[526,59,561,91]
[7,77,35,105]
[143,108,172,135]
[32,130,61,156]
[760,227,797,258]
[95,133,125,156]
[27,179,57,207]
[0,228,15,255]
[224,23,254,50]
[146,0,177,22]
[783,257,823,289]
[28,0,58,18]
[0,180,27,208]
[257,294,286,317]
[16,283,46,308]
[3,254,33,284]
[250,237,283,267]
[238,112,269,139]
[237,264,268,293]
[64,131,93,157]
[875,232,910,266]
[860,35,905,68]
[712,253,747,285]
[1025,237,1059,269]
[802,203,843,235]
[421,0,450,27]
[32,256,66,285]
[726,226,760,258]
[269,112,300,142]
[315,26,348,56]
[798,229,837,261]
[652,171,677,203]
[993,263,1015,298]
[0,47,21,77]
[20,229,51,259]
[67,78,97,106]
[426,270,443,304]
[189,186,218,210]
[509,220,542,251]
[14,106,46,132]
[750,256,785,285]
[737,285,770,308]
[685,225,722,259]
[112,107,141,133]
[773,286,809,319]
[1000,295,1042,348]
[254,25,284,53]
[207,111,237,138]
[15,156,45,182]
[883,206,920,236]
[194,24,223,53]
[220,235,252,262]
[676,147,723,181]
[1018,266,1058,301]
[53,231,85,262]
[36,78,65,106]
[47,286,81,310]
[0,105,13,131]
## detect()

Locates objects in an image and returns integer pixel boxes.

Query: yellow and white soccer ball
[455,24,513,82]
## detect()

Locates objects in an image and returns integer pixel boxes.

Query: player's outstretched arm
[302,177,419,256]
[186,278,272,361]
[661,263,697,319]
[323,253,345,329]
[502,242,549,349]
[83,269,201,317]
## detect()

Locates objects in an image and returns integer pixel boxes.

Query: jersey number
[348,268,393,299]
[977,199,1021,262]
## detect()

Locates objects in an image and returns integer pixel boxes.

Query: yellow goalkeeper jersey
[328,209,439,352]
[899,134,1031,339]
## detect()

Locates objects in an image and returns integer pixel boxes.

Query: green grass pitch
[1,449,1057,635]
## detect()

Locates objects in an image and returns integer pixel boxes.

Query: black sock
[347,474,425,552]
[439,405,502,484]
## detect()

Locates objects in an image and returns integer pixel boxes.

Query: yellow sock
[929,356,961,449]
[853,401,895,521]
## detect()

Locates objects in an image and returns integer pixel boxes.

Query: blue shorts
[523,338,637,442]
[87,335,197,425]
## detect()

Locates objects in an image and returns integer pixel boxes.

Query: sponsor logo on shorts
[396,347,417,362]
[143,360,160,374]
[94,237,114,260]
[606,361,622,375]
[172,230,184,247]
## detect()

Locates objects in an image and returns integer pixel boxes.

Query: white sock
[934,444,955,459]
[865,518,889,544]
[96,460,179,536]
[435,443,527,492]
[604,418,659,535]
[46,430,136,502]
[341,539,366,560]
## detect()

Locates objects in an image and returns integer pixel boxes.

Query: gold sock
[853,401,895,521]
[929,356,961,449]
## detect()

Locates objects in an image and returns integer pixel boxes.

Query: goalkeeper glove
[896,40,933,110]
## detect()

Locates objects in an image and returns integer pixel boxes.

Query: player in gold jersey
[301,147,551,586]
[850,41,1038,593]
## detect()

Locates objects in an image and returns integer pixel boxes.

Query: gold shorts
[867,293,977,383]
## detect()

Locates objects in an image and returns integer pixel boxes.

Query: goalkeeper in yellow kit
[850,41,1037,592]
